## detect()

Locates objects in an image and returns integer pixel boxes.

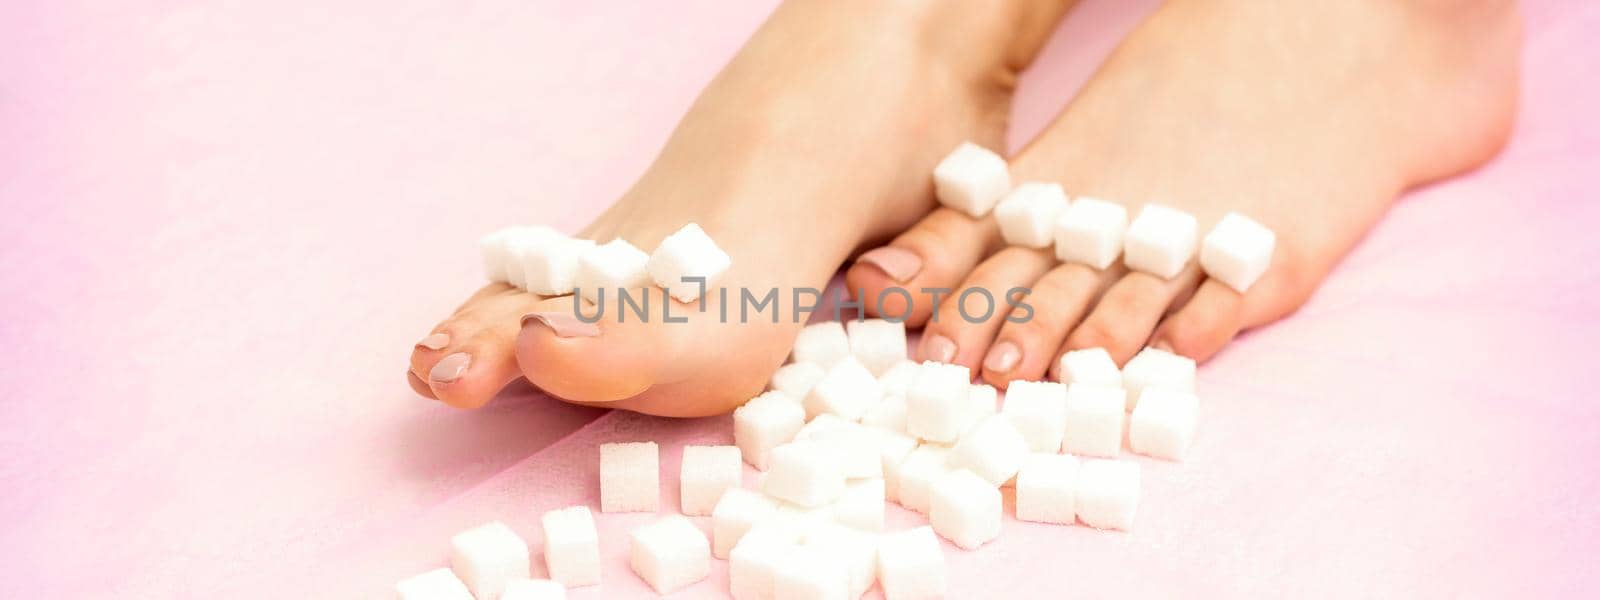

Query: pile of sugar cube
[937,141,1277,292]
[479,222,732,302]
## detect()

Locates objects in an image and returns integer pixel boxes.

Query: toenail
[856,247,923,283]
[1150,338,1174,353]
[983,341,1020,373]
[416,332,449,350]
[429,352,471,384]
[922,334,957,363]
[522,311,601,338]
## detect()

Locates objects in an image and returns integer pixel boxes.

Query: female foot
[408,0,1076,414]
[845,0,1521,387]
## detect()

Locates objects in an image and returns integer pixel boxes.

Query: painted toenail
[522,311,602,338]
[416,332,449,350]
[922,334,957,363]
[430,352,471,384]
[856,247,923,283]
[983,341,1020,373]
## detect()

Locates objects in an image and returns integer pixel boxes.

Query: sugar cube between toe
[995,182,1071,248]
[933,141,1012,218]
[1053,197,1129,269]
[524,236,595,296]
[1200,212,1276,293]
[1123,203,1199,279]
[599,441,659,513]
[628,515,711,594]
[647,222,732,302]
[575,238,651,303]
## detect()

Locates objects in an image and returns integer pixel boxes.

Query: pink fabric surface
[2,0,1596,597]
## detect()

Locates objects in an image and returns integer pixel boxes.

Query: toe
[408,286,535,408]
[980,262,1118,387]
[917,246,1056,372]
[1063,267,1205,364]
[845,208,1003,327]
[1150,278,1246,363]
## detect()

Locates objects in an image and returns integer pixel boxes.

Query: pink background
[3,0,1597,597]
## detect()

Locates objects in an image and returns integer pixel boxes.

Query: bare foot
[845,0,1521,387]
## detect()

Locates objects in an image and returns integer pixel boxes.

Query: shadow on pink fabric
[1,0,1595,597]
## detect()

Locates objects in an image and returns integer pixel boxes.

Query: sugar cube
[479,227,518,283]
[803,522,879,599]
[729,525,800,600]
[1123,203,1199,279]
[711,488,780,559]
[995,182,1071,248]
[774,502,837,530]
[1062,384,1125,457]
[929,469,1002,550]
[906,361,971,443]
[1056,347,1122,387]
[680,445,743,516]
[647,222,732,301]
[795,418,881,480]
[500,579,566,600]
[894,444,951,514]
[876,527,947,600]
[1200,212,1276,293]
[502,226,564,291]
[1015,453,1079,525]
[628,515,711,594]
[933,141,1012,218]
[770,362,827,399]
[1053,197,1129,269]
[540,506,601,587]
[962,383,998,432]
[832,478,886,532]
[762,441,845,507]
[803,356,882,422]
[734,391,807,470]
[524,236,596,296]
[875,360,920,398]
[1121,346,1196,411]
[794,413,852,440]
[1129,387,1200,461]
[774,544,850,600]
[860,395,908,433]
[949,415,1029,486]
[449,521,531,600]
[847,319,908,376]
[792,321,851,368]
[599,441,659,513]
[397,567,474,600]
[1075,459,1140,531]
[575,238,651,303]
[1000,380,1068,453]
[863,427,918,502]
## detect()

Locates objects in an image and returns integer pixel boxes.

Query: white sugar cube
[711,488,780,559]
[832,478,886,532]
[863,427,918,502]
[1076,459,1140,531]
[575,238,651,303]
[860,394,908,433]
[762,441,845,507]
[524,236,596,296]
[1056,347,1122,387]
[770,362,827,399]
[1062,384,1125,457]
[1129,388,1200,461]
[449,521,531,600]
[647,222,732,301]
[479,228,518,283]
[1121,346,1196,411]
[500,579,566,600]
[949,415,1028,486]
[846,319,908,376]
[398,567,474,600]
[794,413,852,440]
[680,445,743,516]
[906,361,971,443]
[929,469,1002,550]
[804,522,879,599]
[1000,380,1068,453]
[895,444,951,514]
[1053,197,1129,269]
[933,141,1012,218]
[875,360,920,398]
[628,515,710,594]
[729,525,800,600]
[734,391,807,470]
[774,544,850,600]
[502,226,564,290]
[774,502,837,531]
[795,418,881,480]
[792,321,851,367]
[540,506,601,588]
[1015,453,1079,525]
[876,526,947,600]
[962,383,998,431]
[803,357,882,422]
[995,182,1071,248]
[1123,203,1199,279]
[599,441,659,513]
[1200,212,1276,293]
